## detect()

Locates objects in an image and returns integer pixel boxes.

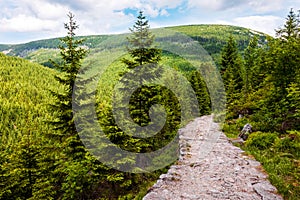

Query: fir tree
[269,8,300,95]
[187,70,211,115]
[244,36,259,94]
[46,12,106,199]
[220,36,243,105]
[50,12,87,140]
[276,8,300,40]
[122,11,161,69]
[121,11,162,129]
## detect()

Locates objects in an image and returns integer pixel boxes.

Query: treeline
[1,35,109,58]
[221,9,300,199]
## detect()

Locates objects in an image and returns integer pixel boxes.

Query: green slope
[0,24,266,67]
[0,53,59,144]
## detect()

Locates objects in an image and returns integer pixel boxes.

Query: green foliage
[187,70,211,115]
[222,9,300,199]
[1,24,266,71]
[122,11,161,68]
[220,36,244,117]
[44,12,113,200]
[248,148,300,200]
[25,48,60,68]
[221,118,249,138]
[242,131,300,200]
[245,132,278,150]
[274,131,300,159]
[0,52,60,199]
[49,12,88,137]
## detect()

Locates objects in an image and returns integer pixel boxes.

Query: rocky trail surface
[143,115,283,200]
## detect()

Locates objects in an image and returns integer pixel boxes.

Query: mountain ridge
[0,24,267,63]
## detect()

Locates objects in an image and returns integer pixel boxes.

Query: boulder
[238,123,252,140]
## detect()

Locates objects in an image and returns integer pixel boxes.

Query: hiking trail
[143,115,283,200]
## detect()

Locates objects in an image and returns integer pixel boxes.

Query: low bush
[245,132,278,150]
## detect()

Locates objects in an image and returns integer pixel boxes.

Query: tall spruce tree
[121,11,162,129]
[276,8,300,40]
[50,12,87,140]
[255,8,300,131]
[269,8,300,95]
[187,70,211,115]
[220,36,243,106]
[122,11,161,69]
[47,12,107,199]
[244,36,259,94]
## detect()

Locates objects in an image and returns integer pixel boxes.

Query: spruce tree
[187,70,211,115]
[220,36,243,106]
[270,8,300,95]
[47,12,106,199]
[50,12,87,140]
[121,11,162,130]
[276,8,300,40]
[244,36,259,94]
[256,8,300,131]
[122,11,161,69]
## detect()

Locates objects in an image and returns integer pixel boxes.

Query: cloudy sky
[0,0,299,44]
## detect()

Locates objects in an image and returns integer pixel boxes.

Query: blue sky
[0,0,299,44]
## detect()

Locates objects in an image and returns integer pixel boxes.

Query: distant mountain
[0,24,267,68]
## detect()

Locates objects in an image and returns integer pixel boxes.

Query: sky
[0,0,299,44]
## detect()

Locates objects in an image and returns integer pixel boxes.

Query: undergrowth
[222,119,300,200]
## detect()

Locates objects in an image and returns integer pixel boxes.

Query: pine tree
[221,36,243,90]
[255,8,300,132]
[269,8,300,95]
[122,11,161,69]
[220,36,243,109]
[276,8,300,40]
[50,12,87,140]
[46,12,107,199]
[120,11,162,130]
[244,36,259,94]
[187,70,211,115]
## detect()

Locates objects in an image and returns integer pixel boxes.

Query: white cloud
[186,0,287,13]
[187,0,246,11]
[0,14,61,32]
[160,9,170,16]
[24,0,68,20]
[0,0,299,43]
[187,0,224,10]
[145,0,183,9]
[217,15,284,36]
[247,0,284,13]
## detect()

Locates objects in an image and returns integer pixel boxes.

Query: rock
[253,182,282,200]
[239,123,253,140]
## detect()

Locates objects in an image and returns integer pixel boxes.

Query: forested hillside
[1,24,266,69]
[0,53,62,198]
[0,52,59,142]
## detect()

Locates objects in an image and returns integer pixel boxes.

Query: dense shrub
[245,132,278,150]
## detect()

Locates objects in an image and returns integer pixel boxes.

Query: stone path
[143,115,283,200]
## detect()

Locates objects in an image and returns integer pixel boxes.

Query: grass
[223,121,300,200]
